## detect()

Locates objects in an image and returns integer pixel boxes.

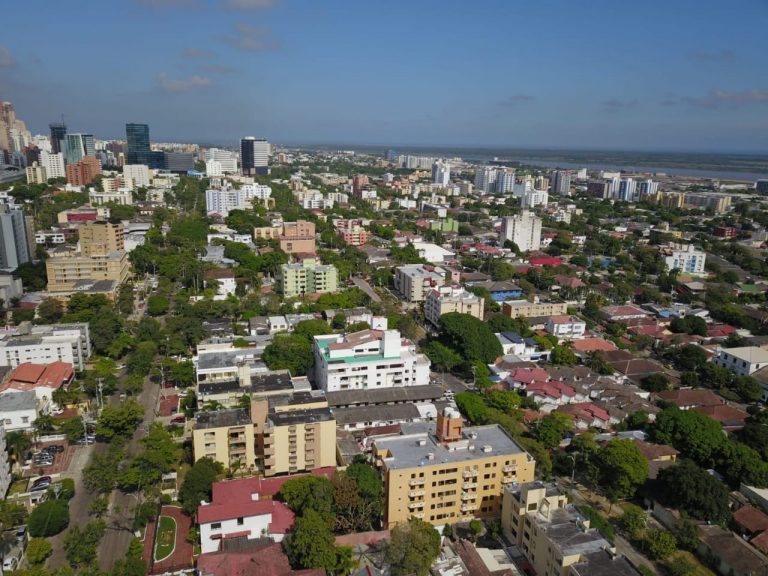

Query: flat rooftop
[539,508,609,557]
[374,423,527,470]
[332,403,421,426]
[268,407,334,426]
[326,384,443,407]
[195,408,251,429]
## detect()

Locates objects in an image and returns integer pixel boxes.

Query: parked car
[170,415,186,424]
[31,476,52,490]
[3,555,18,571]
[74,435,95,445]
[42,444,64,454]
[15,525,26,542]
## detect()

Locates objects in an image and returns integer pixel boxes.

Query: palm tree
[5,431,31,467]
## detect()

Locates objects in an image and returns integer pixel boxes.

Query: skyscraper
[500,211,542,252]
[63,134,95,165]
[550,170,572,196]
[431,160,450,186]
[49,123,67,155]
[240,137,269,176]
[126,123,151,166]
[618,178,638,202]
[0,199,32,270]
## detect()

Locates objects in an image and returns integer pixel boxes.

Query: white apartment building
[713,347,768,377]
[474,167,498,193]
[25,162,47,184]
[205,148,238,174]
[663,244,706,275]
[500,211,542,252]
[545,315,587,340]
[425,286,485,326]
[123,164,150,187]
[521,189,548,208]
[205,159,223,177]
[40,151,65,179]
[0,392,38,432]
[495,169,515,194]
[432,160,451,186]
[102,175,134,192]
[0,322,91,371]
[394,264,448,303]
[206,184,272,217]
[90,189,133,205]
[313,329,430,392]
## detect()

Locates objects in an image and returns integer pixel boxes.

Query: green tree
[584,351,615,375]
[179,458,223,516]
[37,298,64,324]
[385,518,441,576]
[84,443,124,494]
[534,412,573,449]
[59,416,86,442]
[596,439,648,502]
[423,340,463,372]
[550,345,577,366]
[438,312,503,364]
[64,520,106,568]
[657,460,730,523]
[280,476,335,518]
[26,538,53,564]
[642,529,676,560]
[263,334,314,376]
[95,401,144,440]
[671,344,708,371]
[665,556,696,576]
[454,392,489,424]
[28,500,69,537]
[283,510,339,573]
[650,407,726,466]
[293,319,334,340]
[640,373,671,392]
[620,504,647,537]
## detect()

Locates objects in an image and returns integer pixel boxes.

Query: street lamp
[568,453,578,483]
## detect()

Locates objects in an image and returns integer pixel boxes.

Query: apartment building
[278,257,338,298]
[372,408,535,528]
[394,264,448,303]
[662,243,706,275]
[500,211,542,252]
[425,286,485,326]
[25,162,47,184]
[501,482,639,576]
[714,346,768,377]
[45,248,130,293]
[254,220,316,254]
[0,322,91,371]
[192,392,336,476]
[89,189,133,206]
[205,184,272,217]
[313,328,430,392]
[66,156,101,186]
[79,221,124,256]
[334,219,370,246]
[502,298,568,319]
[545,315,586,340]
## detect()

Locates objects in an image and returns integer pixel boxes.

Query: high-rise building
[163,152,194,173]
[65,156,101,186]
[278,257,338,298]
[638,179,659,197]
[618,178,638,202]
[495,168,516,194]
[49,123,67,155]
[474,167,497,193]
[205,148,238,173]
[40,151,65,180]
[240,137,270,176]
[123,164,150,187]
[587,180,611,199]
[385,149,397,161]
[125,123,151,165]
[79,221,125,256]
[757,180,768,195]
[550,170,571,196]
[500,211,542,252]
[63,133,95,165]
[25,162,47,184]
[0,199,33,270]
[431,160,451,186]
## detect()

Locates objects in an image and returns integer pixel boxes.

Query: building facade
[394,264,448,303]
[313,329,430,392]
[0,322,91,371]
[662,244,706,275]
[500,211,542,252]
[0,200,33,270]
[278,257,338,298]
[65,156,101,186]
[424,286,485,326]
[372,409,535,528]
[502,299,568,319]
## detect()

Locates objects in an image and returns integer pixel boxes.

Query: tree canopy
[437,312,503,365]
[656,460,731,524]
[385,518,442,576]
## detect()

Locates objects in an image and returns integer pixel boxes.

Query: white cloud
[157,73,211,92]
[0,45,16,67]
[681,89,768,109]
[218,23,278,51]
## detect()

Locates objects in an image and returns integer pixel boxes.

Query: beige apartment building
[45,250,130,293]
[253,220,316,254]
[193,392,337,477]
[394,264,449,303]
[79,221,124,256]
[278,257,338,298]
[502,298,567,319]
[424,285,484,326]
[501,482,638,576]
[372,408,535,528]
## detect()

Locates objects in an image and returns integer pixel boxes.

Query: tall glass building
[63,133,95,165]
[126,123,151,165]
[49,123,67,155]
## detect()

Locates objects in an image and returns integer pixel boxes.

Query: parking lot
[21,441,76,478]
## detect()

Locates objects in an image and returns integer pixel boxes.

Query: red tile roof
[571,338,617,352]
[3,361,73,392]
[197,542,324,576]
[526,381,576,400]
[734,506,768,534]
[509,368,549,385]
[695,404,748,426]
[529,257,562,266]
[656,389,725,408]
[558,402,611,423]
[158,395,179,417]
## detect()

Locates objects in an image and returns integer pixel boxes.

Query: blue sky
[1,0,767,152]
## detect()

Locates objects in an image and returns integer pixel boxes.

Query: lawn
[154,515,177,562]
[9,480,28,496]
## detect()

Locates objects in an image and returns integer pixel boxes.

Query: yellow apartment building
[372,408,535,528]
[502,298,568,319]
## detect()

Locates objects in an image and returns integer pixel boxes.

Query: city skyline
[1,0,767,152]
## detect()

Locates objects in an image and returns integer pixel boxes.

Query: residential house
[545,315,586,340]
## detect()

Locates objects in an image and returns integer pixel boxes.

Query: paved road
[431,371,470,394]
[351,277,382,303]
[97,375,161,572]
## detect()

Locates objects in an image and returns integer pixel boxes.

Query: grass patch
[9,480,28,495]
[576,504,614,543]
[154,516,177,562]
[667,551,716,576]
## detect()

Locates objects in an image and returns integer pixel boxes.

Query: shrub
[28,499,69,537]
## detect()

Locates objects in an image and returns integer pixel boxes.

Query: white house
[0,391,38,431]
[0,323,91,371]
[545,315,587,340]
[663,244,706,275]
[313,329,430,392]
[714,346,768,376]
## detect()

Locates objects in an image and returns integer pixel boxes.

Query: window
[237,517,244,526]
[211,523,221,530]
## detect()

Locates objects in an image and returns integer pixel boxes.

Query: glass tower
[126,123,151,165]
[49,123,67,155]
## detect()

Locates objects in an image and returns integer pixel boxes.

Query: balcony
[408,502,424,510]
[461,503,478,512]
[408,490,425,498]
[411,511,425,519]
[409,478,425,487]
[502,477,517,485]
[462,482,477,490]
[461,492,476,501]
[463,470,478,478]
[263,446,275,456]
[503,465,517,474]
